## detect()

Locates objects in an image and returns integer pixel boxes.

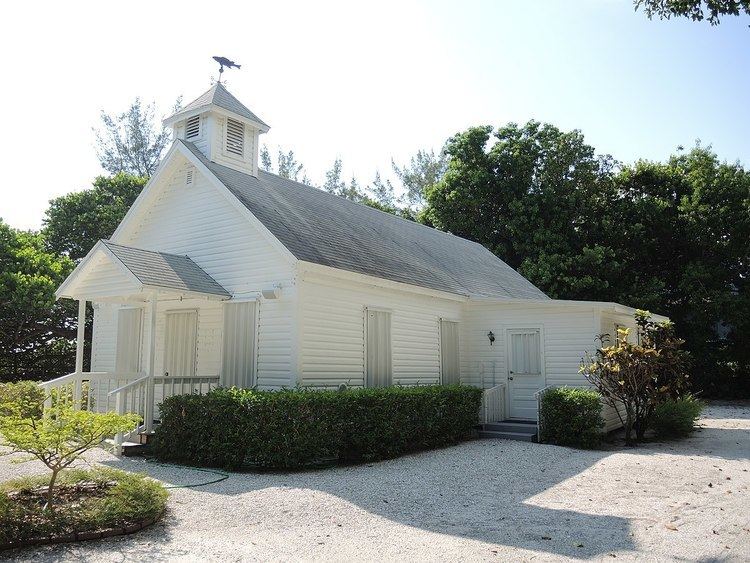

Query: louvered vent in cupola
[185,167,194,186]
[186,115,200,139]
[226,118,244,157]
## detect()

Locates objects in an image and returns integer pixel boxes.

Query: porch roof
[56,240,231,301]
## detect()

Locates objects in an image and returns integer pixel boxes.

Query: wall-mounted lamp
[487,330,495,345]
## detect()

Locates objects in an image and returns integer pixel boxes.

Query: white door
[507,329,543,420]
[164,310,197,378]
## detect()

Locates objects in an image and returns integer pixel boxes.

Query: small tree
[581,311,690,445]
[0,399,138,509]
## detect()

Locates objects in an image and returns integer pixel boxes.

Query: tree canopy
[634,0,750,24]
[42,173,147,260]
[94,97,179,177]
[424,122,750,397]
[0,221,78,381]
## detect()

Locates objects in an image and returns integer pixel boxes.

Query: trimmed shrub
[650,394,704,439]
[152,385,483,470]
[539,387,604,448]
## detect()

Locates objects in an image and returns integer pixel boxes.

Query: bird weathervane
[213,56,241,83]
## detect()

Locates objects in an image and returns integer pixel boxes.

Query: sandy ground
[1,402,748,562]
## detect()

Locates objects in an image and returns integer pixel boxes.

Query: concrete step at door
[478,429,537,442]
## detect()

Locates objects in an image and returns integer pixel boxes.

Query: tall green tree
[392,148,447,209]
[425,125,750,397]
[424,122,619,300]
[634,0,750,24]
[611,147,750,396]
[94,97,180,177]
[0,221,79,382]
[42,173,147,260]
[259,145,310,184]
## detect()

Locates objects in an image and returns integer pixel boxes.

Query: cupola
[163,82,269,176]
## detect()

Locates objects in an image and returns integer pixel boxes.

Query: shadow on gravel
[101,444,631,559]
[95,402,748,559]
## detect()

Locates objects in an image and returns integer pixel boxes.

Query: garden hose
[141,458,230,489]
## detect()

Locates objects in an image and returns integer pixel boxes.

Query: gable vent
[185,115,200,139]
[226,118,245,157]
[185,168,194,185]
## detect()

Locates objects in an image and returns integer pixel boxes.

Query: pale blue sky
[1,0,748,229]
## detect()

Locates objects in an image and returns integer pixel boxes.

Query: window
[226,118,244,157]
[185,115,200,139]
[509,330,541,375]
[366,309,392,387]
[115,308,142,373]
[221,301,257,388]
[440,319,460,384]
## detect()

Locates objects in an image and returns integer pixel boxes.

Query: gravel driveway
[2,402,748,562]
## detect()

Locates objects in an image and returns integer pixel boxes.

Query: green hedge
[152,385,483,470]
[539,387,604,449]
[650,394,704,439]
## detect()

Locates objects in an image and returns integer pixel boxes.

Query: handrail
[480,383,506,424]
[39,371,144,388]
[107,374,150,396]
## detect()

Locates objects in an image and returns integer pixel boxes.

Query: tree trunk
[45,467,60,510]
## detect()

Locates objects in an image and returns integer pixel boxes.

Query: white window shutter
[440,320,460,384]
[164,310,198,377]
[221,301,257,388]
[115,308,142,373]
[366,309,392,388]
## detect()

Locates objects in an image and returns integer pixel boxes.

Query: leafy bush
[0,381,44,418]
[581,311,691,444]
[0,402,139,507]
[538,387,604,448]
[0,467,167,546]
[650,394,704,439]
[153,385,483,470]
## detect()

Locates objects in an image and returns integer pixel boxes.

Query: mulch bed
[0,482,164,551]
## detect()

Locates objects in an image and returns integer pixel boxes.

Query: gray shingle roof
[101,240,231,298]
[180,140,548,300]
[173,82,268,127]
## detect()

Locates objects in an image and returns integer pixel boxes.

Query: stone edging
[0,509,166,551]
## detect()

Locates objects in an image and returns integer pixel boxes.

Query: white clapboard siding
[72,254,140,299]
[114,157,294,296]
[256,297,295,388]
[299,276,462,388]
[460,303,598,390]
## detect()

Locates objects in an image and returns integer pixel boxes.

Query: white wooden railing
[40,372,220,455]
[107,374,220,454]
[39,371,145,411]
[480,383,507,424]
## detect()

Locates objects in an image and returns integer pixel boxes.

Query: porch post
[144,292,158,433]
[73,299,86,409]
